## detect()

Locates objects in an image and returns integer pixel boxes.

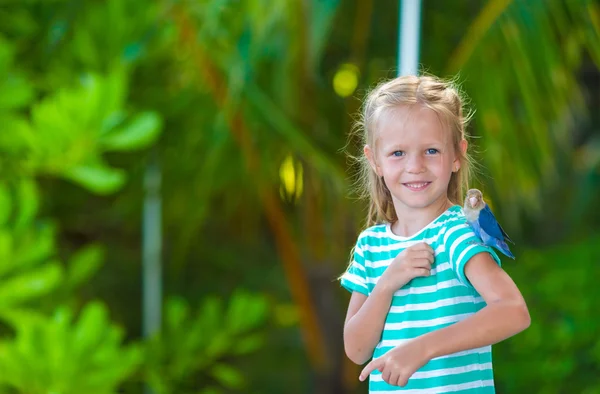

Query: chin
[398,198,437,210]
[396,193,447,210]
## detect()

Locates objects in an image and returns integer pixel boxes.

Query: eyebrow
[383,142,446,150]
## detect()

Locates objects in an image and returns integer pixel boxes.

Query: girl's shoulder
[427,206,473,244]
[356,223,389,245]
[437,206,469,227]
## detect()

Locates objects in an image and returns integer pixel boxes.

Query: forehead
[376,105,449,147]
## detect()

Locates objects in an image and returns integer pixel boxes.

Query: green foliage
[496,235,600,393]
[0,0,597,393]
[65,243,104,291]
[445,0,600,230]
[0,179,63,317]
[0,302,141,394]
[0,3,164,392]
[1,70,162,194]
[145,291,269,394]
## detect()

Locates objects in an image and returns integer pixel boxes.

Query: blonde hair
[350,74,474,227]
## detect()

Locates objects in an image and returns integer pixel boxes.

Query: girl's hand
[358,338,430,386]
[379,242,434,293]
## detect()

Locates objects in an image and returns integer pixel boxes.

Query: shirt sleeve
[444,221,502,288]
[340,241,369,296]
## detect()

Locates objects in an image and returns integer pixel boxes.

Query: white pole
[398,0,422,76]
[143,151,162,394]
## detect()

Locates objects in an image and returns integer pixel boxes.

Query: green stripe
[453,386,496,393]
[379,322,455,341]
[369,369,494,391]
[366,275,465,293]
[384,302,482,323]
[389,286,476,305]
[340,279,368,295]
[369,267,457,286]
[372,349,493,372]
[342,206,496,392]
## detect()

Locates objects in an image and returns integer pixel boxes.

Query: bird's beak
[469,197,478,208]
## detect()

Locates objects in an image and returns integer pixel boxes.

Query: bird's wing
[499,224,515,244]
[485,205,514,243]
[479,205,508,241]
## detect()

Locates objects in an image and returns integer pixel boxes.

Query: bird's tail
[497,240,515,259]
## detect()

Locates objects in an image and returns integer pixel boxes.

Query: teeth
[406,183,428,188]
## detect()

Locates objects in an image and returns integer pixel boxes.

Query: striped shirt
[341,205,501,393]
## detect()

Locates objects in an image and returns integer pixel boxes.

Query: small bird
[463,189,515,259]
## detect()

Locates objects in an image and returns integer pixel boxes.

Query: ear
[364,145,382,176]
[453,139,468,172]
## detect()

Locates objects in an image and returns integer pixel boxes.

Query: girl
[340,75,530,393]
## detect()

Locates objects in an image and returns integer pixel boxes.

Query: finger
[382,368,391,384]
[412,267,431,277]
[411,250,434,263]
[359,359,382,382]
[411,242,433,252]
[389,371,401,387]
[398,375,409,387]
[411,257,433,268]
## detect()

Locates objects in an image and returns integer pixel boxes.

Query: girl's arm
[420,253,530,359]
[359,253,530,383]
[344,242,434,365]
[343,284,395,365]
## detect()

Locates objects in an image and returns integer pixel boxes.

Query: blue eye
[426,148,439,155]
[392,151,405,157]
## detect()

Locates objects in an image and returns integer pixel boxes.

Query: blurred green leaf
[13,179,38,231]
[64,164,125,195]
[232,333,265,355]
[13,221,56,270]
[0,262,63,308]
[101,111,162,151]
[0,302,141,394]
[0,185,10,228]
[0,74,34,110]
[66,244,104,289]
[146,293,269,393]
[210,363,245,390]
[225,290,268,334]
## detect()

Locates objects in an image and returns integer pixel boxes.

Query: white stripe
[384,313,472,330]
[340,273,367,290]
[349,261,365,272]
[389,295,483,313]
[360,212,463,240]
[431,262,451,276]
[365,246,446,269]
[362,235,441,253]
[375,338,410,349]
[433,345,491,361]
[373,344,490,358]
[370,362,493,382]
[393,279,464,297]
[354,245,364,257]
[414,362,493,379]
[449,233,471,261]
[370,379,494,393]
[443,223,470,244]
[360,229,392,238]
[365,262,452,284]
[456,244,478,268]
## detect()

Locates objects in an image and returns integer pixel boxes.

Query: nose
[406,153,426,174]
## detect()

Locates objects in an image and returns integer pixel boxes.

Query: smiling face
[365,104,463,218]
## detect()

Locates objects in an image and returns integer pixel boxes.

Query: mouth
[469,197,478,207]
[403,182,431,191]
